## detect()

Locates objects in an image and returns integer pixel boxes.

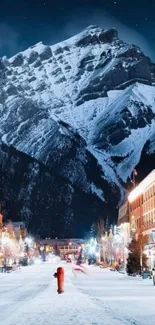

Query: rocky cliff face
[0,25,155,236]
[0,142,110,238]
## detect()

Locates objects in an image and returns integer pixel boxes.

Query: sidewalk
[0,272,123,325]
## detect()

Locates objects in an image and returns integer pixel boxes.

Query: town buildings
[0,213,27,267]
[38,238,85,260]
[118,170,155,268]
[12,222,27,241]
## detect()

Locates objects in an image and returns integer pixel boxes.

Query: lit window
[153,210,155,223]
[144,215,146,226]
[151,198,153,210]
[138,219,140,229]
[149,213,151,224]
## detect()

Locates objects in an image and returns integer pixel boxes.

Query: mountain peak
[84,24,101,32]
[74,26,118,47]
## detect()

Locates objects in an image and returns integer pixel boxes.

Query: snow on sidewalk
[0,273,130,325]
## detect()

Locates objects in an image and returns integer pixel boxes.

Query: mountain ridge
[0,25,155,236]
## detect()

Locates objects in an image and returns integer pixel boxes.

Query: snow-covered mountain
[0,25,155,236]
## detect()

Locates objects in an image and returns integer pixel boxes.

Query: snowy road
[0,263,155,325]
[72,266,155,325]
[0,264,54,323]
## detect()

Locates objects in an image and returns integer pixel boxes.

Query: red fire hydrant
[53,267,64,294]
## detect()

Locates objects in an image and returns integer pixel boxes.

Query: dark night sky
[0,0,155,61]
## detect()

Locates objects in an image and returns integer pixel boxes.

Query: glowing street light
[25,237,33,246]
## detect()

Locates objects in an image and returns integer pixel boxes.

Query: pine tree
[126,236,148,275]
[90,222,96,238]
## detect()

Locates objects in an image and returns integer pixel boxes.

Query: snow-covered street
[0,263,155,325]
[0,263,54,323]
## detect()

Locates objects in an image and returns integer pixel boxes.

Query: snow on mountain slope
[0,25,155,210]
[90,83,155,182]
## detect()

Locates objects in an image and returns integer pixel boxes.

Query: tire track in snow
[89,295,142,325]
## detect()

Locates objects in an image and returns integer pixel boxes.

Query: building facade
[12,222,27,241]
[0,214,28,267]
[118,201,129,226]
[128,170,155,268]
[38,238,85,260]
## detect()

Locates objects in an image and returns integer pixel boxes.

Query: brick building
[128,170,155,234]
[128,170,155,267]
